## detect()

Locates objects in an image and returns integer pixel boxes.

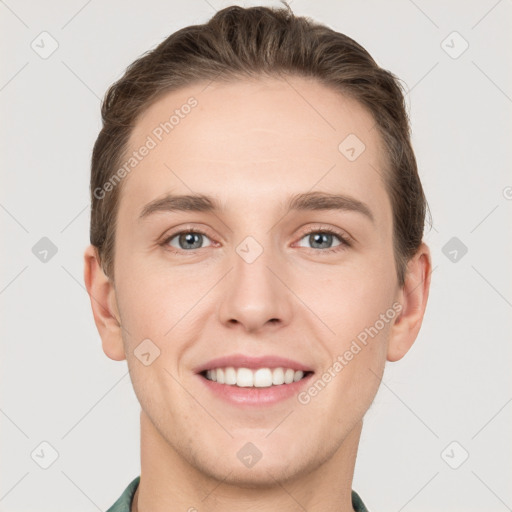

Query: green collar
[107,476,370,512]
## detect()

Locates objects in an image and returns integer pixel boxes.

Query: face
[106,76,405,484]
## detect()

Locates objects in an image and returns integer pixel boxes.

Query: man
[84,4,431,511]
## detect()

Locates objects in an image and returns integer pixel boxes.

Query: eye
[162,229,213,253]
[160,226,352,256]
[296,227,352,254]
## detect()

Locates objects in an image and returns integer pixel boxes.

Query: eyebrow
[138,191,375,224]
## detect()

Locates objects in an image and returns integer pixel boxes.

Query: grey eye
[297,232,342,250]
[167,232,212,251]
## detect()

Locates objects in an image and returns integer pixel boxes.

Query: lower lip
[197,373,314,407]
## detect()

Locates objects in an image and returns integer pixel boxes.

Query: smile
[202,367,313,387]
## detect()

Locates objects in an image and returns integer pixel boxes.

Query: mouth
[199,367,315,388]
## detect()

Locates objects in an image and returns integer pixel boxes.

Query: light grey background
[1,1,511,511]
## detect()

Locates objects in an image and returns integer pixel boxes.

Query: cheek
[316,271,393,331]
[114,255,212,372]
[326,320,390,416]
[113,243,174,323]
[313,271,395,380]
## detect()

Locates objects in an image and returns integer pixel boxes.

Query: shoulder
[352,489,371,512]
[106,476,140,512]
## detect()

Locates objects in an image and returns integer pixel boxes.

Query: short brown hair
[90,2,431,287]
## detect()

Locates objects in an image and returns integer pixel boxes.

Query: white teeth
[236,368,253,387]
[284,368,295,384]
[204,367,308,387]
[272,367,285,385]
[225,367,237,385]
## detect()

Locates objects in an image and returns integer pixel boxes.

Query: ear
[387,242,432,362]
[83,245,126,361]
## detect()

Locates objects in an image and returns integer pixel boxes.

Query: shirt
[106,475,370,511]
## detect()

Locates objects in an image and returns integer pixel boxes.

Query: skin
[84,76,431,512]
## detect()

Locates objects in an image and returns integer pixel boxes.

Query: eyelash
[160,225,352,256]
[298,226,352,251]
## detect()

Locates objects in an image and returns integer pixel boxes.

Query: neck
[134,411,361,512]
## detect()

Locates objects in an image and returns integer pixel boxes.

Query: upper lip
[193,354,314,374]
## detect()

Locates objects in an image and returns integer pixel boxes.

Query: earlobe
[83,245,126,361]
[387,242,432,362]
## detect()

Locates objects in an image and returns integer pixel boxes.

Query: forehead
[119,76,391,226]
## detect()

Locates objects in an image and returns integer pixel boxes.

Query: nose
[217,240,293,333]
